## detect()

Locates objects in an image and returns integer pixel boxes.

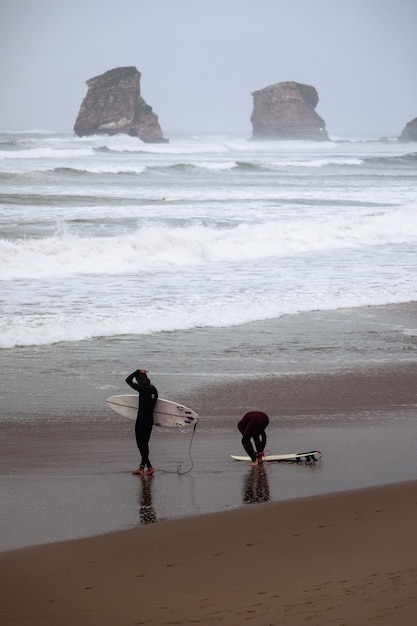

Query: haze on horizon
[1,0,416,139]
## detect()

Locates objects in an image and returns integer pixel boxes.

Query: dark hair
[136,371,150,384]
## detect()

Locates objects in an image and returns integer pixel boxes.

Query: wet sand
[1,479,417,625]
[1,367,417,625]
[1,303,417,623]
[1,361,417,552]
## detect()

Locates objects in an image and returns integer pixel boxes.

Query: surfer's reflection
[138,475,157,525]
[243,466,270,504]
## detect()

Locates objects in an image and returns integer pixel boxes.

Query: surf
[1,201,416,281]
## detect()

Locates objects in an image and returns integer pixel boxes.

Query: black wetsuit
[238,411,270,462]
[125,372,158,468]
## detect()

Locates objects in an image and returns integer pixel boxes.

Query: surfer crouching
[125,369,158,475]
[238,411,270,465]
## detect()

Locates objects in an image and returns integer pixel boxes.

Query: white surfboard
[106,395,198,428]
[231,450,322,463]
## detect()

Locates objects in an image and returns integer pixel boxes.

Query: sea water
[0,131,416,415]
[1,131,417,349]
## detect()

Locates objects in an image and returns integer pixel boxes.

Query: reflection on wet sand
[138,476,158,525]
[243,466,270,504]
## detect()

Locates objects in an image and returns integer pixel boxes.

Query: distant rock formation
[74,66,168,143]
[250,81,329,141]
[398,117,417,142]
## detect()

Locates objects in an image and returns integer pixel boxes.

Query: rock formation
[74,66,168,143]
[250,81,329,141]
[398,117,417,142]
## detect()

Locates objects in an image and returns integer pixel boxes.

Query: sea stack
[74,66,168,143]
[250,81,329,141]
[398,117,417,142]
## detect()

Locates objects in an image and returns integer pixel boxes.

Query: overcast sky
[1,0,416,138]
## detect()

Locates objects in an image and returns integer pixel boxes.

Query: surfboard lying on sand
[231,450,322,463]
[105,395,198,428]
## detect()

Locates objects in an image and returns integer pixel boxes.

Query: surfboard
[231,450,322,463]
[105,395,198,428]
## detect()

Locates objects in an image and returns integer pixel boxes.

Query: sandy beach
[1,303,417,624]
[2,358,417,552]
[1,363,417,625]
[1,479,417,625]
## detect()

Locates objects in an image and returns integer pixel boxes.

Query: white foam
[265,158,364,168]
[190,161,239,171]
[0,147,95,160]
[1,283,415,349]
[1,131,416,349]
[1,202,416,281]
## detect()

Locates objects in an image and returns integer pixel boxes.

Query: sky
[1,0,416,138]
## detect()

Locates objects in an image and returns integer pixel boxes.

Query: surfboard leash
[176,421,198,474]
[154,421,198,475]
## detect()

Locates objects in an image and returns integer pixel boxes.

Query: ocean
[1,130,417,549]
[1,131,417,348]
[1,130,417,417]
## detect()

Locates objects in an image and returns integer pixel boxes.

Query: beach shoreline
[1,357,417,553]
[2,116,417,624]
[1,302,417,622]
[1,479,417,625]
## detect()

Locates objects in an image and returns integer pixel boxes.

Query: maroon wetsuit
[238,411,269,462]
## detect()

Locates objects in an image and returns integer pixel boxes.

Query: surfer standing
[125,369,158,475]
[238,411,270,465]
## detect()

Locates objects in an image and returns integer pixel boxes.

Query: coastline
[1,479,417,625]
[2,117,417,624]
[1,301,417,622]
[1,359,417,553]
